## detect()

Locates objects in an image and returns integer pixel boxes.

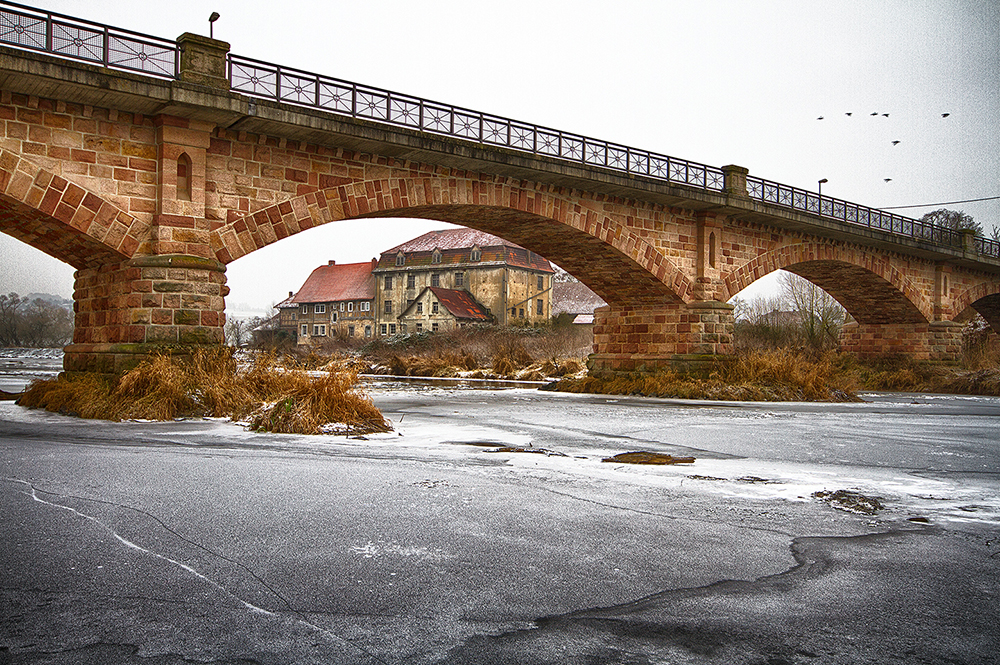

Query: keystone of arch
[210,178,695,304]
[0,149,146,268]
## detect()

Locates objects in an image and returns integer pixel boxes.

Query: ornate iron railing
[0,1,177,78]
[0,1,995,260]
[227,53,726,192]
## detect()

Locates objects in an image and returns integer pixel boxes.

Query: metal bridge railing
[0,0,178,78]
[227,53,726,192]
[0,1,995,260]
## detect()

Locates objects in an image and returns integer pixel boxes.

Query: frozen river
[1,352,999,663]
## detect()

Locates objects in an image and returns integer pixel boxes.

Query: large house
[372,228,554,335]
[288,260,376,343]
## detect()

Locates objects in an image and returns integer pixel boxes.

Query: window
[432,322,439,332]
[389,324,397,335]
[407,274,415,288]
[538,275,544,290]
[331,311,337,322]
[431,273,440,287]
[313,324,326,336]
[471,246,481,262]
[379,324,387,335]
[365,325,372,337]
[416,302,423,314]
[455,272,464,288]
[347,302,354,312]
[395,252,405,266]
[361,301,371,312]
[432,301,439,314]
[315,304,325,314]
[301,324,308,336]
[384,275,393,290]
[416,323,422,332]
[301,305,309,315]
[537,298,544,315]
[339,302,345,311]
[510,307,516,317]
[519,308,524,318]
[432,249,442,264]
[384,300,392,314]
[176,153,191,202]
[348,325,355,337]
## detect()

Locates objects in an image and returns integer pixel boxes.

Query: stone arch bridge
[0,3,998,374]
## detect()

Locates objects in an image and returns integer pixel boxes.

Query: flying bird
[845,112,853,116]
[871,112,878,116]
[817,116,824,120]
[884,178,892,182]
[892,140,901,145]
[882,113,890,117]
[942,113,950,118]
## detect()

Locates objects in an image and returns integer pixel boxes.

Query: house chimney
[288,291,293,298]
[328,260,335,266]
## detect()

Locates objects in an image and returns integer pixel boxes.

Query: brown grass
[546,349,862,402]
[17,348,391,435]
[602,451,696,465]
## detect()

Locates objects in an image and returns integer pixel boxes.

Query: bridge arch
[0,149,146,269]
[953,283,1000,332]
[211,178,694,306]
[723,242,932,324]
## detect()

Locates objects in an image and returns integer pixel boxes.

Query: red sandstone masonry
[1,90,1000,373]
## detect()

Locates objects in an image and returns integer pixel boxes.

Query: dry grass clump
[18,348,390,435]
[602,451,696,465]
[547,349,861,402]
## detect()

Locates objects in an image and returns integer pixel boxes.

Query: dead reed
[18,348,391,435]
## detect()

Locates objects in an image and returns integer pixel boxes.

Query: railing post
[176,32,230,90]
[721,164,749,198]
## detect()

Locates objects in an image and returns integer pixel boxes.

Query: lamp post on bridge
[818,178,828,215]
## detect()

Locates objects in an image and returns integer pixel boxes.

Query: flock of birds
[814,112,952,183]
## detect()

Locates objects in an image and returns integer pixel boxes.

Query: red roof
[291,261,375,304]
[379,228,553,273]
[427,287,492,321]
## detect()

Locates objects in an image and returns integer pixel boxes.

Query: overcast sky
[1,0,997,315]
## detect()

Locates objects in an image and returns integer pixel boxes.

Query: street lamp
[818,178,828,214]
[209,12,220,39]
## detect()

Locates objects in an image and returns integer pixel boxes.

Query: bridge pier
[839,321,963,364]
[588,300,735,376]
[64,255,227,373]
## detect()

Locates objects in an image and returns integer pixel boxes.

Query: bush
[18,348,391,435]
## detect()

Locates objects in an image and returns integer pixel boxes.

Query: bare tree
[778,272,847,349]
[225,317,252,347]
[920,208,982,237]
[0,293,23,346]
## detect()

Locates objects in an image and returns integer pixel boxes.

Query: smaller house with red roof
[287,260,376,343]
[398,287,494,333]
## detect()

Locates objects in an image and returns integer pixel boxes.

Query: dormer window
[432,249,442,264]
[470,246,481,262]
[395,252,405,266]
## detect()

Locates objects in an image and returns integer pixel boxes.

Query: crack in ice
[3,477,390,664]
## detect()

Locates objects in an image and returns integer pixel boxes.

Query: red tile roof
[291,261,375,304]
[379,228,553,273]
[427,287,492,321]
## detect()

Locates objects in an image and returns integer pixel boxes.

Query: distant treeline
[0,293,73,347]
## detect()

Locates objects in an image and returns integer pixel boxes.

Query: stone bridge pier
[589,300,735,376]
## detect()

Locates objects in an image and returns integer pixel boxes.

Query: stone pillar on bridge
[63,33,232,374]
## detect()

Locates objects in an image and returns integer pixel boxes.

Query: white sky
[1,0,997,315]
